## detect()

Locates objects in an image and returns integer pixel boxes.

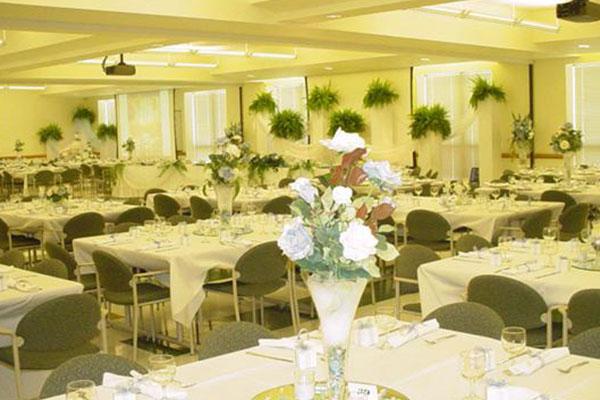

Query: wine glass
[431,185,440,198]
[491,189,501,201]
[543,226,558,242]
[460,349,487,400]
[148,354,176,400]
[66,379,96,400]
[414,185,423,197]
[501,326,527,364]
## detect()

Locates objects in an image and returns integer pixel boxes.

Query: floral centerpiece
[550,122,582,183]
[510,114,534,168]
[247,153,286,186]
[277,128,400,400]
[46,185,70,203]
[121,138,135,160]
[14,140,24,158]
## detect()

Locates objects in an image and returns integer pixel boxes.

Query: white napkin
[508,348,570,376]
[502,262,546,276]
[258,338,324,354]
[103,372,188,400]
[487,383,541,400]
[0,264,15,273]
[387,319,440,348]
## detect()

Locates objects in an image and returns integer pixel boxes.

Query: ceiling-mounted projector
[557,0,600,22]
[102,54,136,76]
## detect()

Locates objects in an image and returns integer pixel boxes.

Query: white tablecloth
[392,196,563,241]
[418,241,600,316]
[479,182,600,205]
[112,165,211,198]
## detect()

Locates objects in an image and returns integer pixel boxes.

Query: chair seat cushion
[0,343,99,370]
[80,273,97,291]
[403,302,422,313]
[207,279,287,297]
[526,323,563,348]
[104,283,170,305]
[407,238,451,251]
[11,235,41,248]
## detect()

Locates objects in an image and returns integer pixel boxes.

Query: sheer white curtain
[265,77,308,153]
[416,70,484,180]
[97,99,116,125]
[567,63,600,164]
[183,89,227,162]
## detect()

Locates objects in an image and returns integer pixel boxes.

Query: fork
[557,360,589,374]
[423,334,456,345]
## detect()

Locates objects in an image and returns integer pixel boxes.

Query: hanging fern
[363,78,399,108]
[37,123,63,143]
[409,104,452,140]
[469,76,506,109]
[307,83,340,112]
[328,108,366,137]
[72,106,96,124]
[97,124,118,141]
[249,92,277,114]
[270,110,305,141]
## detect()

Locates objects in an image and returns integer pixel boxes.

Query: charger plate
[252,383,409,400]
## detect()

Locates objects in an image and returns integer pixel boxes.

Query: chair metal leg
[12,339,22,400]
[251,297,257,324]
[394,280,400,319]
[259,297,265,326]
[150,305,157,343]
[132,306,139,362]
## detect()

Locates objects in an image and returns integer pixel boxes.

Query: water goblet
[501,326,527,364]
[430,185,440,198]
[148,354,176,400]
[460,349,487,400]
[66,379,96,400]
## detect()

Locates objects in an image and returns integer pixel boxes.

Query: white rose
[559,140,570,151]
[226,144,241,158]
[332,186,353,205]
[339,220,378,262]
[380,196,396,207]
[290,177,318,205]
[320,128,366,153]
[277,218,314,261]
[363,160,402,189]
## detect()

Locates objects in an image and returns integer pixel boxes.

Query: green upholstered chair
[167,215,195,225]
[521,209,553,239]
[113,222,139,233]
[115,206,155,225]
[567,289,600,338]
[123,198,143,206]
[0,217,41,263]
[205,241,290,323]
[0,294,101,399]
[33,170,56,189]
[394,244,440,317]
[262,196,293,215]
[44,241,96,291]
[153,194,181,218]
[559,203,589,241]
[144,188,166,204]
[60,168,81,185]
[540,174,557,184]
[197,322,276,360]
[62,212,105,250]
[455,234,491,253]
[424,302,505,339]
[569,327,600,359]
[0,250,26,269]
[540,190,576,211]
[405,210,453,252]
[278,178,294,188]
[190,196,214,220]
[467,275,560,348]
[92,250,170,361]
[413,183,432,197]
[30,259,68,279]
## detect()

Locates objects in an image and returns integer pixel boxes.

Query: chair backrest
[278,178,294,188]
[40,354,147,398]
[115,206,155,225]
[80,164,93,177]
[0,217,9,250]
[569,327,600,359]
[413,183,432,197]
[424,302,505,339]
[44,241,77,280]
[34,170,55,187]
[521,209,553,239]
[167,215,194,225]
[113,222,139,233]
[0,249,26,269]
[92,250,133,293]
[190,196,214,220]
[262,196,293,215]
[405,210,451,242]
[469,167,480,187]
[559,203,590,238]
[144,188,166,202]
[568,289,600,336]
[61,168,80,184]
[455,234,491,253]
[235,241,287,284]
[395,244,440,282]
[16,293,100,352]
[153,194,181,218]
[540,190,576,211]
[63,212,105,242]
[541,174,557,184]
[467,275,547,330]
[31,258,68,279]
[197,321,276,360]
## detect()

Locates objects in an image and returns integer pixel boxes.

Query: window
[184,89,227,162]
[97,99,116,125]
[264,77,307,149]
[567,63,600,164]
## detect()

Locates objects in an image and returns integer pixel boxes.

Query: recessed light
[578,44,591,49]
[324,66,334,71]
[173,62,218,68]
[247,74,255,78]
[7,85,46,91]
[326,14,342,19]
[420,57,431,62]
[250,52,297,60]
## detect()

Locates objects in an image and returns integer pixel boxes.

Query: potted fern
[270,110,305,141]
[37,123,63,159]
[469,76,506,110]
[96,124,117,141]
[308,83,340,142]
[72,106,96,124]
[328,109,366,137]
[363,78,399,147]
[409,104,452,175]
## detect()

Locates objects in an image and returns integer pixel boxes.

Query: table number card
[347,382,378,400]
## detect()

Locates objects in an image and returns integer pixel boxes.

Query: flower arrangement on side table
[46,185,70,203]
[510,114,534,168]
[248,153,286,186]
[277,128,400,400]
[550,122,583,184]
[14,140,24,157]
[122,138,135,160]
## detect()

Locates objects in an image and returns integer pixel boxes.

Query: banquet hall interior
[3,0,600,399]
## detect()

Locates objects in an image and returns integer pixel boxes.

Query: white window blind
[265,77,307,149]
[97,99,116,125]
[184,89,227,162]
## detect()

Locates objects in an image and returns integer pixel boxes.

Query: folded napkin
[487,382,541,400]
[258,338,324,354]
[508,348,570,376]
[387,319,440,348]
[103,372,188,400]
[139,241,175,251]
[502,262,546,276]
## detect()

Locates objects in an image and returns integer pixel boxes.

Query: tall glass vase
[563,152,575,185]
[516,144,530,170]
[215,183,235,224]
[306,275,367,400]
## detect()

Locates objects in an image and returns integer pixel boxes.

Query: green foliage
[96,124,118,141]
[72,106,96,124]
[328,108,366,137]
[249,92,277,114]
[363,78,399,108]
[159,159,188,177]
[550,122,583,154]
[307,83,340,112]
[409,104,451,140]
[122,138,135,154]
[270,110,305,141]
[248,153,286,184]
[37,123,63,144]
[289,159,316,174]
[469,76,506,109]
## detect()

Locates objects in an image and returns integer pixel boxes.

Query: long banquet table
[478,182,600,206]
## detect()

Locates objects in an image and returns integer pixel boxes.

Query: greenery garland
[289,159,316,175]
[159,159,188,177]
[270,110,305,141]
[328,108,366,137]
[408,104,451,140]
[37,123,63,144]
[249,92,277,114]
[469,76,506,110]
[72,106,96,124]
[122,138,135,154]
[363,78,399,108]
[96,124,118,141]
[248,153,287,184]
[307,83,340,112]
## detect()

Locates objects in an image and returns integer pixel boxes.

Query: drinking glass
[430,185,440,198]
[543,226,558,242]
[66,379,96,400]
[501,326,527,363]
[149,354,176,400]
[414,185,423,197]
[491,189,501,201]
[580,226,592,245]
[460,349,487,400]
[498,234,512,256]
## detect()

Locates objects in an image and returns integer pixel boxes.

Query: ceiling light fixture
[420,57,431,62]
[173,62,218,68]
[324,66,334,71]
[578,44,591,49]
[7,85,46,91]
[195,49,246,56]
[250,52,297,59]
[79,59,168,67]
[325,14,342,19]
